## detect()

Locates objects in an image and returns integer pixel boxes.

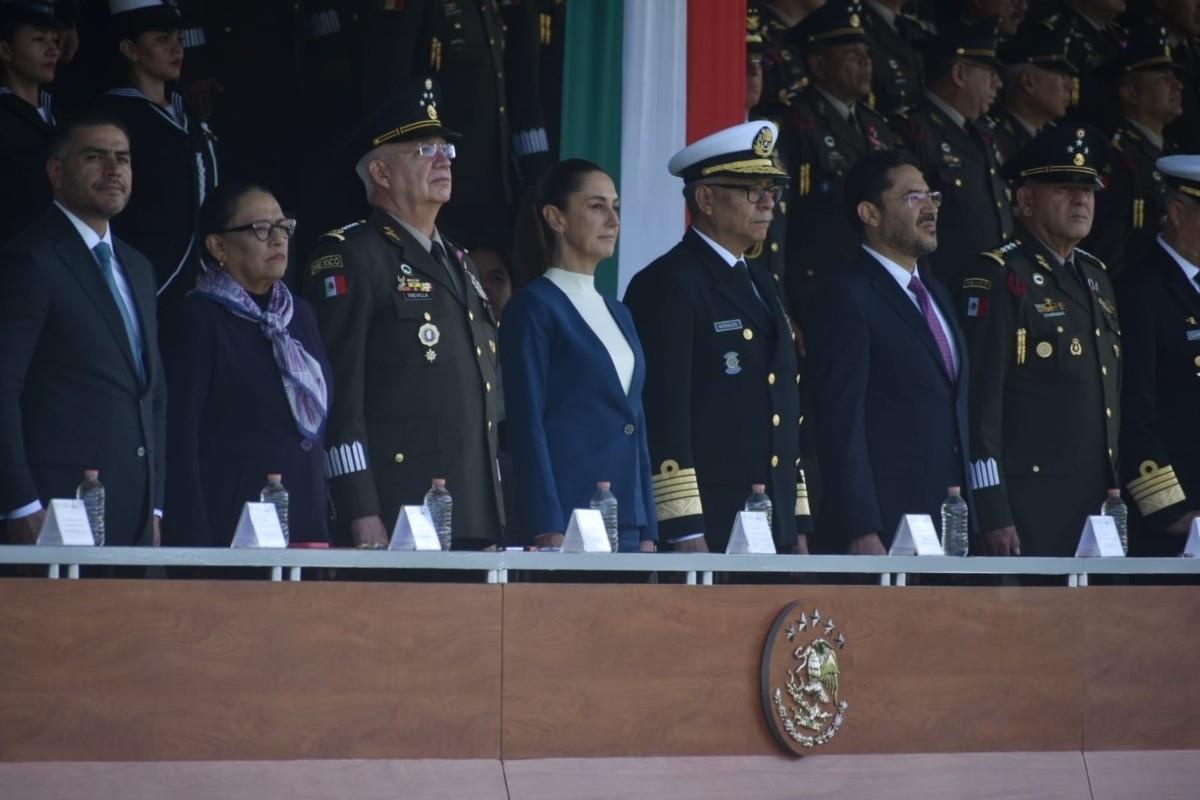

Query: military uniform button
[476,346,483,357]
[771,455,780,468]
[772,414,780,426]
[806,269,814,277]
[623,423,635,435]
[954,178,963,188]
[489,339,496,353]
[1056,325,1064,333]
[1002,232,1009,240]
[424,312,432,321]
[469,310,475,321]
[989,167,995,175]
[485,381,492,393]
[1101,366,1108,376]
[300,439,312,452]
[743,329,754,341]
[488,420,493,431]
[995,201,1002,208]
[499,104,505,113]
[394,453,405,464]
[795,374,800,384]
[1106,407,1112,418]
[1094,328,1101,337]
[136,446,146,457]
[1032,465,1040,473]
[768,372,776,385]
[1108,448,1113,458]
[770,242,779,253]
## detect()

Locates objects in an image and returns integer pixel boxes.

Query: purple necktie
[908,274,956,380]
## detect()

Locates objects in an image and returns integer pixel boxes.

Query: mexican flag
[560,0,746,298]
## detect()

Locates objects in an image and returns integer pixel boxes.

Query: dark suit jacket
[0,205,166,545]
[1116,241,1200,555]
[161,292,333,547]
[807,249,972,550]
[625,228,811,553]
[499,276,657,549]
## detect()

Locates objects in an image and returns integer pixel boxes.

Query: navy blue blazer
[807,249,973,550]
[161,291,333,547]
[499,276,657,548]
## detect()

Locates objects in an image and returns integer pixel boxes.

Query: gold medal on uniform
[419,322,440,363]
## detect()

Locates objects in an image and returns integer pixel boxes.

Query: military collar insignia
[382,225,403,244]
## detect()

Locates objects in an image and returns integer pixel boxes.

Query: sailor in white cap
[624,120,812,556]
[1116,154,1200,556]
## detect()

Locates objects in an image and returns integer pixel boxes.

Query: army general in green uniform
[306,78,503,548]
[954,125,1121,557]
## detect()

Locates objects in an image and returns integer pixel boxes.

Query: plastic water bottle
[940,486,969,557]
[590,481,619,552]
[1101,488,1128,555]
[75,469,105,546]
[424,478,453,550]
[744,484,773,531]
[260,474,289,545]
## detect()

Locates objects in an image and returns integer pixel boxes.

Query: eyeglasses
[222,219,298,241]
[884,191,943,209]
[408,142,457,160]
[707,183,784,204]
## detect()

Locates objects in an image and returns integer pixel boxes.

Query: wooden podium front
[0,582,1196,761]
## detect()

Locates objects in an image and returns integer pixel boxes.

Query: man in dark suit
[1116,155,1200,556]
[898,19,1013,286]
[953,125,1121,557]
[0,113,165,546]
[624,120,812,555]
[807,150,971,553]
[305,78,503,549]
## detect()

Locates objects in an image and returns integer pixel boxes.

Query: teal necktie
[93,242,146,383]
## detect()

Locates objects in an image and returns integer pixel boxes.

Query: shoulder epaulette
[1074,246,1107,271]
[320,220,366,242]
[981,240,1020,266]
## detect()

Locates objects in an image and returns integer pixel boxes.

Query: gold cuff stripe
[655,488,702,504]
[795,484,811,516]
[1128,462,1179,492]
[1129,473,1182,499]
[651,470,699,487]
[1131,485,1187,517]
[656,497,703,522]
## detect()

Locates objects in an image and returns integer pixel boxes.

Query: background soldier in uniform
[898,19,1013,286]
[986,21,1076,166]
[861,0,931,115]
[624,121,811,555]
[783,1,901,323]
[306,78,503,549]
[1087,25,1185,274]
[1116,155,1200,555]
[954,125,1121,557]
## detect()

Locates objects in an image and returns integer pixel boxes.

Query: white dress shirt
[863,245,959,373]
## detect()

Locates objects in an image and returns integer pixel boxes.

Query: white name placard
[230,502,287,548]
[1182,518,1200,558]
[36,498,95,546]
[562,508,611,553]
[889,514,944,556]
[389,505,442,550]
[1075,515,1125,557]
[726,511,776,554]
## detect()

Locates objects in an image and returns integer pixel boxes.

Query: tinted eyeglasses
[707,183,784,204]
[222,219,298,241]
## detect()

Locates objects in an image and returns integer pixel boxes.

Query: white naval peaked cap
[1157,155,1200,199]
[668,120,788,184]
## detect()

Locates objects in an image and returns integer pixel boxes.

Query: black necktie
[430,240,464,298]
[1065,257,1086,289]
[735,260,762,305]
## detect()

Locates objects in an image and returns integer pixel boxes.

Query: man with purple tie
[807,150,973,554]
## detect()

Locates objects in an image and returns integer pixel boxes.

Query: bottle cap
[267,473,282,482]
[84,469,99,480]
[751,483,766,493]
[432,478,447,488]
[596,481,611,490]
[947,486,961,495]
[1108,488,1121,496]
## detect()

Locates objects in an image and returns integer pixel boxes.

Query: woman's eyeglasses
[222,219,298,241]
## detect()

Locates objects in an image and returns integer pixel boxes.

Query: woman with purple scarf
[161,182,332,546]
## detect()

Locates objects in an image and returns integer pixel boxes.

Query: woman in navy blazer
[501,160,657,551]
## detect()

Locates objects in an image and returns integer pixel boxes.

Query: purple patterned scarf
[194,269,328,440]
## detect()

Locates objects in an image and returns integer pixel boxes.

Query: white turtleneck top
[544,267,635,395]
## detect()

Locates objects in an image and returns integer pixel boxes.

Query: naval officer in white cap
[623,120,811,556]
[1116,154,1200,556]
